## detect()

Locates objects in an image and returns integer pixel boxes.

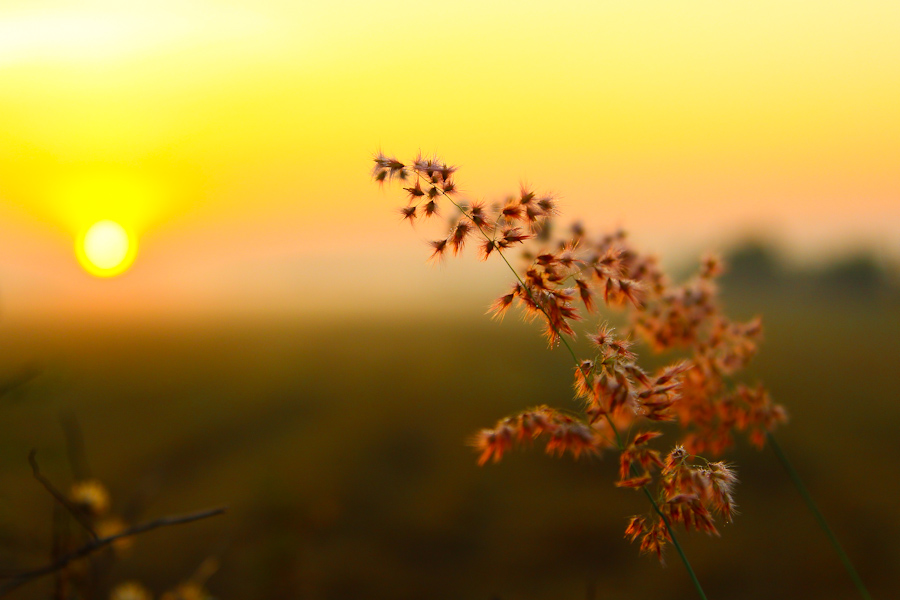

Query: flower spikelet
[70,479,111,517]
[97,516,135,553]
[703,461,738,522]
[655,446,735,536]
[160,583,211,600]
[573,360,594,399]
[471,407,605,464]
[624,515,647,542]
[471,425,514,466]
[110,582,153,600]
[617,430,664,488]
[487,284,520,320]
[638,519,671,562]
[734,384,788,448]
[372,152,407,183]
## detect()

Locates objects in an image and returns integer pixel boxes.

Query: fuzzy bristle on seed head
[422,199,439,218]
[488,286,517,320]
[479,239,497,261]
[450,220,473,255]
[70,479,111,516]
[399,205,417,224]
[429,238,448,262]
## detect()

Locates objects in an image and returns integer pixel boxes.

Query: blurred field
[1,256,899,599]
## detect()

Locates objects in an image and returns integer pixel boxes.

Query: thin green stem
[642,487,708,600]
[767,432,872,600]
[427,182,707,599]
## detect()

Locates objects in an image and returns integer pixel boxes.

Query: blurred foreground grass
[1,277,898,599]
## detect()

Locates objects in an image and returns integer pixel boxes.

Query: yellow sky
[1,0,898,319]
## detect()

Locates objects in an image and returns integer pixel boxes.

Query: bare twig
[28,451,97,540]
[0,507,227,596]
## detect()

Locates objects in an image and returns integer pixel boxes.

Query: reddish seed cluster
[375,153,787,561]
[625,448,738,561]
[374,152,556,263]
[624,255,788,455]
[470,406,611,466]
[497,228,649,345]
[69,479,134,554]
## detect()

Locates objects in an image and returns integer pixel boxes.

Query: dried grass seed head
[70,479,111,517]
[110,582,153,600]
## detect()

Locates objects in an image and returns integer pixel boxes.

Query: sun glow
[77,220,137,277]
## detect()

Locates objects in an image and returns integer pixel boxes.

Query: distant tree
[722,240,784,286]
[817,253,890,294]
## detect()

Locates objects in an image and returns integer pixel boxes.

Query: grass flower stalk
[374,151,800,598]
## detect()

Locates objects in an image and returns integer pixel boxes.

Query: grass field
[1,278,898,599]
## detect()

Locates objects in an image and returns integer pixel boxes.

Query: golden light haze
[1,0,898,319]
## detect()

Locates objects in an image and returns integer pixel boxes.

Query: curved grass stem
[767,433,872,600]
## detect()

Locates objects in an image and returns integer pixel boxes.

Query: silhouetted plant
[0,451,224,598]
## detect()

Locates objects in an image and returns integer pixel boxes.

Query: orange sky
[1,1,898,320]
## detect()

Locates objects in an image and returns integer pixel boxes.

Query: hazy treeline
[718,240,899,299]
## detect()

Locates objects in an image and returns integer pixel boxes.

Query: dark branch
[28,451,98,540]
[0,507,226,596]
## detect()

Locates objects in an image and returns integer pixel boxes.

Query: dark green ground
[1,263,898,599]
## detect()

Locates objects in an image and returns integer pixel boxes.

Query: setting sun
[76,220,137,277]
